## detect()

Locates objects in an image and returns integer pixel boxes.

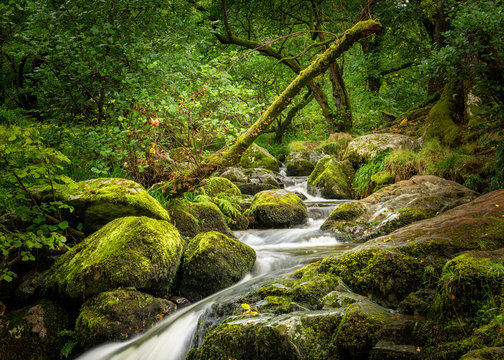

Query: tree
[163,19,382,197]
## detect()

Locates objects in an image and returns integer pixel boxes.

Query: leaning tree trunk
[163,20,382,197]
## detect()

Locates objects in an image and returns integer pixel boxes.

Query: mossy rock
[219,167,246,182]
[76,288,176,349]
[188,301,392,360]
[0,300,72,360]
[424,82,461,146]
[320,201,367,231]
[235,182,278,195]
[168,200,233,238]
[239,143,281,172]
[179,231,256,301]
[460,347,504,360]
[246,189,308,228]
[319,248,426,307]
[38,178,171,234]
[286,158,315,176]
[43,216,184,301]
[432,249,504,319]
[198,177,241,197]
[345,133,420,165]
[371,171,395,192]
[307,155,353,199]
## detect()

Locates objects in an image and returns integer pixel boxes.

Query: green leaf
[58,221,69,230]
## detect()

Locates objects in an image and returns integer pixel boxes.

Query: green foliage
[58,330,78,358]
[0,126,71,282]
[353,154,385,198]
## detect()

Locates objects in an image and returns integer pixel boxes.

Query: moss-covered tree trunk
[164,20,382,197]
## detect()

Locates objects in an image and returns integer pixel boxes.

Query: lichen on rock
[307,155,354,199]
[239,143,281,171]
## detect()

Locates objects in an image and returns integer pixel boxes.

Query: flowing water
[76,177,354,360]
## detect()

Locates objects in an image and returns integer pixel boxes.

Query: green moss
[180,231,256,301]
[286,158,315,176]
[460,347,504,360]
[371,171,395,186]
[308,156,353,199]
[75,288,173,348]
[425,82,461,146]
[38,178,171,234]
[248,190,308,228]
[239,143,281,171]
[431,250,504,319]
[319,248,426,306]
[381,207,436,234]
[44,216,184,301]
[168,200,233,238]
[199,177,241,197]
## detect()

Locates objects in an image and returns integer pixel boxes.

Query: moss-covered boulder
[198,177,242,197]
[188,296,393,360]
[246,189,308,228]
[460,347,504,360]
[38,178,171,234]
[345,133,420,165]
[432,249,504,319]
[307,155,353,199]
[168,200,233,238]
[370,171,395,191]
[318,189,504,307]
[76,288,176,349]
[239,143,281,171]
[321,175,478,242]
[179,231,256,301]
[286,158,315,176]
[219,167,247,182]
[0,300,72,360]
[43,216,184,301]
[236,182,278,195]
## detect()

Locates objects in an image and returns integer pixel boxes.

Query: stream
[76,175,356,360]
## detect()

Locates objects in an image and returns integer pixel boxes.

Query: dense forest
[1,0,504,359]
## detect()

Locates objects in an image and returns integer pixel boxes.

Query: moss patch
[308,156,353,199]
[239,143,281,171]
[180,231,256,301]
[76,288,175,349]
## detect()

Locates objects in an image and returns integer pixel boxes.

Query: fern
[353,155,385,198]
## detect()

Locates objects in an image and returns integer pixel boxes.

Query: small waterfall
[76,175,353,360]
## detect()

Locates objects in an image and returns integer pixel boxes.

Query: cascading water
[76,176,354,360]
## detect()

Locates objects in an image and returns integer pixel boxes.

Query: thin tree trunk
[274,91,314,143]
[164,20,382,197]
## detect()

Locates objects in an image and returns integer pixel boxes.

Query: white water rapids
[76,177,354,360]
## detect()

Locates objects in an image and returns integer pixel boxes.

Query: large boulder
[345,133,420,164]
[188,266,394,360]
[307,155,353,199]
[239,143,281,172]
[179,231,256,301]
[0,300,72,360]
[319,189,504,307]
[286,158,315,176]
[43,216,184,301]
[76,288,176,349]
[246,189,308,228]
[321,175,478,242]
[168,200,234,238]
[38,178,171,234]
[219,168,247,183]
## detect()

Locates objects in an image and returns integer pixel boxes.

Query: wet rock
[76,288,176,349]
[307,155,354,199]
[37,178,171,234]
[235,182,278,195]
[460,347,504,360]
[318,189,504,307]
[370,341,420,360]
[0,300,72,360]
[286,158,315,176]
[43,216,184,301]
[15,271,45,306]
[345,133,420,164]
[219,168,246,182]
[321,175,478,242]
[246,189,308,228]
[239,143,281,172]
[179,231,256,301]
